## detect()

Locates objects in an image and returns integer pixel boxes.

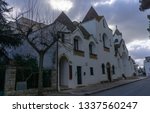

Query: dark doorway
[106,63,112,82]
[77,66,82,84]
[0,67,5,91]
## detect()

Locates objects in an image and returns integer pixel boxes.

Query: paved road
[0,91,4,96]
[92,77,150,96]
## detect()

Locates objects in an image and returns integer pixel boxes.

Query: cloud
[135,58,145,67]
[48,0,73,12]
[127,40,150,66]
[92,0,149,43]
[5,0,149,66]
[93,0,117,7]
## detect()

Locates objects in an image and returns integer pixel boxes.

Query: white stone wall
[144,61,150,76]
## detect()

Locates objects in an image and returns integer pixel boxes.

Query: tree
[0,0,21,61]
[139,0,150,38]
[139,0,150,11]
[12,0,72,95]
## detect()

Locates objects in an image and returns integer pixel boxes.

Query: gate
[15,67,52,90]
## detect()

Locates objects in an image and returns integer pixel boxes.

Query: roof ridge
[114,27,122,36]
[78,25,90,39]
[82,6,100,23]
[54,12,76,32]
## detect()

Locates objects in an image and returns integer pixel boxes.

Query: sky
[5,0,150,67]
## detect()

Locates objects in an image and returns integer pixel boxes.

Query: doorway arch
[59,56,69,87]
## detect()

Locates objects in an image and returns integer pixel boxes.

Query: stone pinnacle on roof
[82,6,99,23]
[54,12,76,32]
[114,25,122,36]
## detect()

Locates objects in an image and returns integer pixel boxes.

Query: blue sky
[6,0,150,66]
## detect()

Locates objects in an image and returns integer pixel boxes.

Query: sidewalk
[61,76,147,96]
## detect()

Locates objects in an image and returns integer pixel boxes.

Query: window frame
[102,64,105,74]
[102,33,110,51]
[61,34,65,43]
[89,43,93,54]
[90,67,94,75]
[74,38,79,50]
[112,65,115,75]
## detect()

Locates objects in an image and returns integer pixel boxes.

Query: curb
[84,77,148,95]
[70,77,148,96]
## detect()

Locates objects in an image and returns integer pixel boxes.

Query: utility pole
[56,32,59,92]
[56,31,70,92]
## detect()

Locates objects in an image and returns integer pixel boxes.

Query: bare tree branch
[10,0,73,95]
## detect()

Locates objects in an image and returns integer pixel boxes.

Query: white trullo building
[57,7,136,88]
[11,7,137,88]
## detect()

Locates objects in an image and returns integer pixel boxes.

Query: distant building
[144,56,150,76]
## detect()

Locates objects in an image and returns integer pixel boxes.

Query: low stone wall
[51,70,57,88]
[4,65,58,96]
[4,66,16,96]
[5,87,58,96]
[5,89,38,96]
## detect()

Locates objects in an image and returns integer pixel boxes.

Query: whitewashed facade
[144,57,150,76]
[11,7,137,88]
[57,7,136,88]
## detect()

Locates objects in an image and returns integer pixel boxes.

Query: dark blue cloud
[5,0,150,66]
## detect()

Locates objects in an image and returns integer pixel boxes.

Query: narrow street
[92,77,150,96]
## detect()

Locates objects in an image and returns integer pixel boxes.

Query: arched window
[74,38,78,50]
[103,19,106,28]
[89,43,92,54]
[102,64,105,74]
[112,65,115,74]
[74,36,82,51]
[102,33,109,48]
[89,42,96,55]
[115,39,118,43]
[73,36,84,57]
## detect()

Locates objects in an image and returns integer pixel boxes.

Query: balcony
[74,49,85,57]
[90,53,98,59]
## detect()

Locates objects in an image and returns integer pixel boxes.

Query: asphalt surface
[0,91,4,96]
[92,77,150,96]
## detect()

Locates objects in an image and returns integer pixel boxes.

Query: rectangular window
[90,67,94,75]
[74,39,78,50]
[69,65,72,80]
[112,66,115,75]
[102,64,105,74]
